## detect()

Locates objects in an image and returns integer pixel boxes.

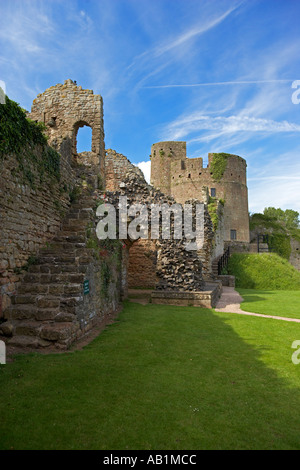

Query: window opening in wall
[181,160,185,170]
[211,188,216,197]
[76,125,92,153]
[188,174,191,178]
[230,229,237,240]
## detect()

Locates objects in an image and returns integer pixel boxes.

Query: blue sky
[1,0,300,214]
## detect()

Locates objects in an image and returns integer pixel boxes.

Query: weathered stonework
[2,78,261,351]
[104,164,219,293]
[105,149,144,192]
[0,147,74,316]
[29,79,105,186]
[151,281,222,308]
[150,141,250,244]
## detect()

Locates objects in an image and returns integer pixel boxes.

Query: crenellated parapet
[150,141,249,243]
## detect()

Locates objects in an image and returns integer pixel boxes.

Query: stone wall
[104,162,219,292]
[105,149,144,192]
[29,79,105,185]
[150,142,250,243]
[128,239,158,288]
[1,80,106,321]
[104,148,218,290]
[0,147,76,317]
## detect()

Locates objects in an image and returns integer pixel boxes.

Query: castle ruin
[1,79,297,351]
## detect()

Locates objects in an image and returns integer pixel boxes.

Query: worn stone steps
[5,187,100,350]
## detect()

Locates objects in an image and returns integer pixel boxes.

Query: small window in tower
[181,160,185,170]
[188,174,191,178]
[211,188,216,197]
[230,230,237,240]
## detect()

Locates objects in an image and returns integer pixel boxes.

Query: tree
[263,207,299,230]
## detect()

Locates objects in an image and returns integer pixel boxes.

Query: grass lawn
[1,300,300,450]
[238,289,300,320]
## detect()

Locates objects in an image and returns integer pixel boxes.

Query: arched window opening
[76,125,92,153]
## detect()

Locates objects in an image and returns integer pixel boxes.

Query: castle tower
[150,141,187,195]
[29,79,105,183]
[150,141,249,243]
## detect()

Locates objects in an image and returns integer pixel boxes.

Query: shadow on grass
[240,295,267,303]
[0,301,300,450]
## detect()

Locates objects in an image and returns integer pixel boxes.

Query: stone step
[7,334,53,349]
[7,305,37,320]
[66,209,93,219]
[12,294,36,305]
[17,283,49,295]
[39,321,80,342]
[14,320,43,336]
[37,255,78,264]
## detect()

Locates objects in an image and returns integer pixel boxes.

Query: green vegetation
[227,253,300,290]
[238,289,300,320]
[250,208,300,260]
[207,196,223,231]
[263,207,299,230]
[207,197,218,231]
[210,153,231,182]
[0,96,61,187]
[1,301,300,450]
[69,185,82,203]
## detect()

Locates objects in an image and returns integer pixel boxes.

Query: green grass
[228,253,300,290]
[238,289,300,320]
[1,301,300,450]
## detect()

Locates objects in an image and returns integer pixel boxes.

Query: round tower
[150,142,250,244]
[206,153,249,243]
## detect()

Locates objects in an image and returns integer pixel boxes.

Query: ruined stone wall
[104,149,217,289]
[128,239,158,288]
[150,142,250,243]
[105,149,144,192]
[105,164,219,291]
[0,148,75,317]
[1,80,105,318]
[29,79,105,185]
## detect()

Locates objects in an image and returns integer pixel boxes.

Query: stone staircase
[3,190,101,350]
[212,256,221,277]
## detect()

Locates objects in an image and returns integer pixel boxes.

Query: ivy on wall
[210,153,231,182]
[0,96,61,187]
[207,196,224,231]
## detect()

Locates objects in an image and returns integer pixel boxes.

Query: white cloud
[136,161,151,183]
[163,114,300,143]
[126,1,245,90]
